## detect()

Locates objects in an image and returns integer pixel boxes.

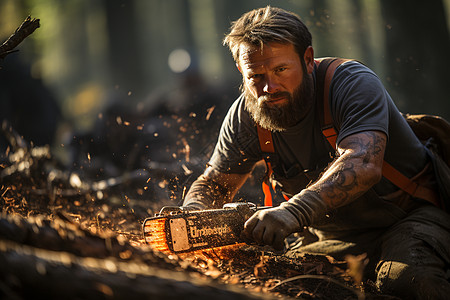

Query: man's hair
[223,6,312,64]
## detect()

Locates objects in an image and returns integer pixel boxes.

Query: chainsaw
[142,202,265,253]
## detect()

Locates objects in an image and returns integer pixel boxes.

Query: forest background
[1,0,449,178]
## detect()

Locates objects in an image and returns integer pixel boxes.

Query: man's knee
[377,260,450,299]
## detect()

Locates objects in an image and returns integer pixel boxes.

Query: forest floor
[0,127,399,300]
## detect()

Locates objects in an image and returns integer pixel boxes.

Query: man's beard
[243,74,314,132]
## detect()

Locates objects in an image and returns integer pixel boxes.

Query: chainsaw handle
[156,202,268,217]
[156,206,182,216]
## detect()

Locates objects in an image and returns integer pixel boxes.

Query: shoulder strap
[257,125,274,153]
[315,58,353,146]
[256,125,278,206]
[316,58,441,207]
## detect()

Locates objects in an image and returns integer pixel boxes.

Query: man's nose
[262,76,281,94]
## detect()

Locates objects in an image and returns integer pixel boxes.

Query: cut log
[0,239,270,300]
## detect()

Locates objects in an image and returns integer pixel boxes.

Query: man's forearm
[282,154,379,227]
[182,175,230,209]
[183,167,251,210]
[308,131,385,209]
[306,156,378,209]
[283,131,386,227]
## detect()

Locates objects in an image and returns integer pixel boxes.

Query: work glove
[242,205,301,250]
[242,190,327,250]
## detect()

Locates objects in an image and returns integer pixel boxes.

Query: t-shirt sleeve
[330,62,390,145]
[208,96,261,174]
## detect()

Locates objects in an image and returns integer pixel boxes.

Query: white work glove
[242,190,327,250]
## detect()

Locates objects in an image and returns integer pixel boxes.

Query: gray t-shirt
[209,61,427,199]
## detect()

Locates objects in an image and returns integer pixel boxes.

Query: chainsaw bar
[143,202,258,253]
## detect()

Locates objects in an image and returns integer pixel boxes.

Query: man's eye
[276,67,287,72]
[249,74,262,79]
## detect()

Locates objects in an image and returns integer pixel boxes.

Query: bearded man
[182,6,450,299]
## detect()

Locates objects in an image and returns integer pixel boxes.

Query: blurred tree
[104,0,145,97]
[380,0,450,118]
[308,0,332,56]
[0,55,61,151]
[349,0,374,67]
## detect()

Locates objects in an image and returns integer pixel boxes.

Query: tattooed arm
[242,130,387,250]
[307,130,386,208]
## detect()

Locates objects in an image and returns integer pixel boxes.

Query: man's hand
[242,206,301,250]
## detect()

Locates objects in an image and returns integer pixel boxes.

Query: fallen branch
[268,274,365,300]
[0,16,40,60]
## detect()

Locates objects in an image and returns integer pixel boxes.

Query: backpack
[258,57,450,212]
[403,113,450,211]
[404,114,450,166]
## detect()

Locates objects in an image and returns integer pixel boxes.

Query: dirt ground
[0,123,400,300]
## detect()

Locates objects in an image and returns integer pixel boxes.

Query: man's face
[238,42,314,131]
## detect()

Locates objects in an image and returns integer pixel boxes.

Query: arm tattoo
[311,131,386,208]
[340,131,384,163]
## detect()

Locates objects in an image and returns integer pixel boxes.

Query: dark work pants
[285,205,450,299]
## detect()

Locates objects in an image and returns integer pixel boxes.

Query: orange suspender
[257,57,440,208]
[257,125,276,206]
